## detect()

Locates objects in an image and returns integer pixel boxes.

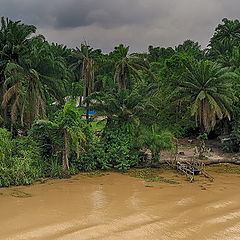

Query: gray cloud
[0,0,240,52]
[51,0,171,29]
[0,0,169,28]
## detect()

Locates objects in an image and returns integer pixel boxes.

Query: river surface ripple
[0,172,240,240]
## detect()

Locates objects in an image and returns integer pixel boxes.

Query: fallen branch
[199,159,240,166]
[137,159,240,168]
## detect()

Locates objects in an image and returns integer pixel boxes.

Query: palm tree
[208,19,240,60]
[74,44,95,100]
[177,60,235,132]
[210,18,240,46]
[2,62,47,126]
[56,102,87,172]
[147,45,175,63]
[1,39,68,127]
[32,102,88,173]
[208,39,234,60]
[0,17,37,64]
[111,44,153,91]
[217,46,240,70]
[72,43,96,121]
[136,125,175,162]
[175,40,204,60]
[90,90,140,130]
[0,17,38,121]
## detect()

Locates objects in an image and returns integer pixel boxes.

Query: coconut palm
[210,18,240,46]
[136,125,175,162]
[91,91,140,130]
[217,46,240,70]
[1,39,68,127]
[2,62,47,126]
[56,102,87,172]
[72,44,95,99]
[177,60,236,132]
[175,40,204,60]
[0,17,37,64]
[32,102,88,172]
[111,44,153,91]
[208,39,234,60]
[148,46,173,62]
[71,43,96,121]
[0,17,38,120]
[208,19,240,60]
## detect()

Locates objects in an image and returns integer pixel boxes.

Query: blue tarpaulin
[88,110,96,115]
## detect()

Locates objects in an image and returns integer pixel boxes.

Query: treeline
[0,17,240,186]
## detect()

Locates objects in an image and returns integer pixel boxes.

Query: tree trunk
[198,139,206,159]
[62,129,70,172]
[86,101,90,124]
[79,96,82,107]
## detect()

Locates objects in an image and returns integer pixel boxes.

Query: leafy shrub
[0,128,12,162]
[29,103,94,175]
[73,129,140,172]
[42,157,64,177]
[30,120,62,160]
[0,129,44,187]
[103,129,139,170]
[223,140,239,153]
[223,110,240,153]
[135,126,175,162]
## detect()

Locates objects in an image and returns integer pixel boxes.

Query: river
[0,169,240,240]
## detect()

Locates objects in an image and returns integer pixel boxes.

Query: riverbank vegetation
[0,17,240,186]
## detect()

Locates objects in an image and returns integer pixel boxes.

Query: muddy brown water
[0,170,240,240]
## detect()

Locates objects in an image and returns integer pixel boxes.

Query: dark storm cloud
[0,0,49,26]
[51,0,170,29]
[1,0,240,51]
[0,0,171,29]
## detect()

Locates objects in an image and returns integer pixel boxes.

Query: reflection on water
[0,172,240,240]
[176,197,194,206]
[91,187,107,210]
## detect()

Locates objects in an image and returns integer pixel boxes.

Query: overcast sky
[1,0,240,52]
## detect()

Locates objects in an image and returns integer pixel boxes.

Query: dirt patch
[161,138,238,164]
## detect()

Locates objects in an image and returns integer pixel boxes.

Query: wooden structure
[166,147,214,182]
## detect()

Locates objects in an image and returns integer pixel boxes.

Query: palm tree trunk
[62,129,70,172]
[86,101,90,124]
[79,96,82,107]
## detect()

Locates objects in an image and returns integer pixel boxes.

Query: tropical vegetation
[0,17,240,186]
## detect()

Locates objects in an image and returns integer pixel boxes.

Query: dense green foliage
[0,17,240,186]
[74,128,140,171]
[0,128,43,186]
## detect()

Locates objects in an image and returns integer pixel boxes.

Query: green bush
[0,128,12,162]
[73,129,140,172]
[30,120,62,160]
[0,129,44,187]
[135,126,175,162]
[30,103,94,175]
[42,157,64,177]
[223,140,239,153]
